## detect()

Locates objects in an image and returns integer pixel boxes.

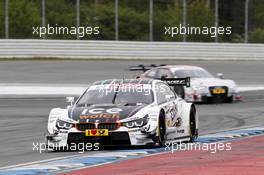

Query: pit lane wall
[1,39,264,60]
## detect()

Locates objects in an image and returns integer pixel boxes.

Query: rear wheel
[157,111,166,146]
[225,96,233,103]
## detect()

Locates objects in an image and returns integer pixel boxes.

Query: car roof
[157,65,204,71]
[92,79,155,86]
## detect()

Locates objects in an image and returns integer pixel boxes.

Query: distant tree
[2,0,262,43]
[154,3,182,41]
[119,0,149,12]
[249,1,264,43]
[249,28,264,43]
[154,0,215,42]
[0,1,4,38]
[252,0,264,28]
[119,5,149,40]
[46,0,76,39]
[187,0,214,42]
[80,2,149,41]
[80,2,115,40]
[9,0,41,38]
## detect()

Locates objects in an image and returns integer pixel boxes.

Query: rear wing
[129,64,166,72]
[161,77,191,87]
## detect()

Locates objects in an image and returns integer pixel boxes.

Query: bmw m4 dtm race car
[46,78,198,149]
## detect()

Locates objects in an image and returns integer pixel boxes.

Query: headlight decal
[56,119,73,130]
[125,121,135,128]
[123,115,149,128]
[135,120,144,127]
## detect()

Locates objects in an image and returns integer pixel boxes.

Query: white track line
[0,84,263,96]
[0,84,86,95]
[237,86,264,92]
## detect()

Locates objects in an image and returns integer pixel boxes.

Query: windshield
[174,69,214,78]
[77,85,153,106]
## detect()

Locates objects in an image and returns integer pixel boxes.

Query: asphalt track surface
[0,60,263,168]
[0,60,264,84]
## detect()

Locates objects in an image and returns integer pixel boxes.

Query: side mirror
[165,94,174,101]
[217,73,224,79]
[66,97,75,106]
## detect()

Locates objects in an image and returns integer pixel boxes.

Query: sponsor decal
[85,129,109,136]
[80,113,120,120]
[175,117,182,127]
[176,129,185,134]
[80,108,122,121]
[169,102,178,121]
[87,108,122,114]
[167,120,171,127]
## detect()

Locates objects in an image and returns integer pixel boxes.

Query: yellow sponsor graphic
[85,129,109,136]
[212,88,225,94]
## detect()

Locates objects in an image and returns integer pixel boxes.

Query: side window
[156,69,172,79]
[163,84,176,99]
[145,69,157,78]
[155,83,176,104]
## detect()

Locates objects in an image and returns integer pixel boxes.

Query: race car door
[155,82,185,141]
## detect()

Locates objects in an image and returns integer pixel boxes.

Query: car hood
[68,104,147,123]
[191,78,236,87]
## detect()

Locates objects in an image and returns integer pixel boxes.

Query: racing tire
[224,96,233,103]
[189,106,197,142]
[157,110,166,146]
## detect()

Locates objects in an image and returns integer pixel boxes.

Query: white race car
[46,78,198,149]
[131,65,241,103]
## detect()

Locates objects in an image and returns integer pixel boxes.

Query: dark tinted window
[156,68,172,79]
[174,69,213,78]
